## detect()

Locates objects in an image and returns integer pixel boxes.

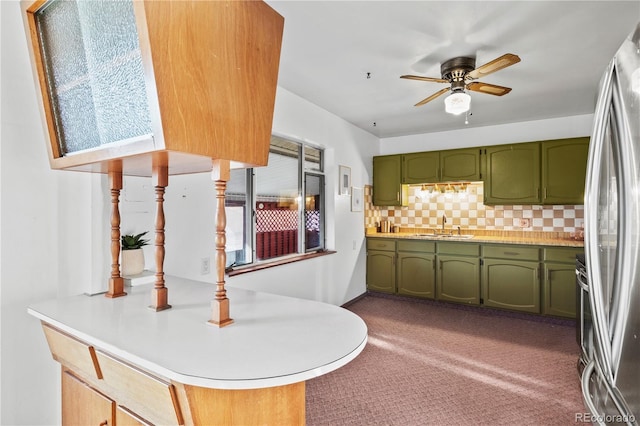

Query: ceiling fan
[400,53,521,114]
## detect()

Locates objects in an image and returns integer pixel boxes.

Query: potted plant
[121,232,149,276]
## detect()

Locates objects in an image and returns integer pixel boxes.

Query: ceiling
[265,1,640,139]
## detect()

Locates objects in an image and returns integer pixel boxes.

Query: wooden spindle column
[150,161,171,311]
[209,159,233,327]
[106,165,126,298]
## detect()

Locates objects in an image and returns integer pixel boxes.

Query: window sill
[226,250,336,277]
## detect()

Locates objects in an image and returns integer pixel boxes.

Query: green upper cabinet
[373,155,405,206]
[402,152,439,183]
[402,148,481,184]
[440,148,482,182]
[541,137,589,205]
[484,142,541,205]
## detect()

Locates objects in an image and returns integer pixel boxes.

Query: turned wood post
[209,159,233,327]
[150,158,171,311]
[106,163,126,298]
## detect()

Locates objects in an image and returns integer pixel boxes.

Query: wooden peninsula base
[30,278,367,425]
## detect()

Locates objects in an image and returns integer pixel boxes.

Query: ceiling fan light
[444,92,471,115]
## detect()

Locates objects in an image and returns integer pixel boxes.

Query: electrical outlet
[518,218,530,228]
[200,257,210,275]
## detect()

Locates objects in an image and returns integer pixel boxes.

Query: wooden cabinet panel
[116,406,153,426]
[62,370,114,426]
[437,242,480,256]
[542,247,581,318]
[373,155,405,206]
[437,255,480,305]
[543,262,578,318]
[482,245,540,261]
[482,259,541,313]
[366,250,396,293]
[440,148,481,182]
[23,1,285,174]
[397,240,436,253]
[402,152,439,183]
[397,252,436,299]
[401,148,481,184]
[43,324,102,381]
[366,239,397,252]
[95,351,182,426]
[484,143,541,204]
[541,137,589,204]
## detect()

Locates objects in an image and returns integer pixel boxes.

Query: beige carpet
[306,294,584,425]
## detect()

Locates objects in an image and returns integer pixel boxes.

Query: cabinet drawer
[96,352,183,426]
[366,239,396,252]
[437,242,480,256]
[43,324,102,381]
[397,240,435,253]
[483,245,540,261]
[544,247,583,263]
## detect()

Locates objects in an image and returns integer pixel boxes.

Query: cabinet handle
[439,260,443,270]
[544,187,548,200]
[396,191,399,201]
[503,251,520,256]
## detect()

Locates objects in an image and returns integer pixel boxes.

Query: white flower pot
[121,248,145,276]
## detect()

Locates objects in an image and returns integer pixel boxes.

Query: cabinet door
[373,155,403,206]
[397,252,435,299]
[366,250,396,293]
[484,143,540,204]
[440,148,481,182]
[437,255,480,305]
[541,137,589,204]
[62,370,114,426]
[402,152,439,183]
[543,262,577,318]
[482,259,541,313]
[116,406,153,426]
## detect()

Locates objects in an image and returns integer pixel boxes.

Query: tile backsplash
[364,183,583,233]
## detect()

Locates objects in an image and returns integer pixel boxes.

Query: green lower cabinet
[397,252,436,299]
[543,262,577,318]
[366,250,395,293]
[437,255,480,305]
[482,259,541,313]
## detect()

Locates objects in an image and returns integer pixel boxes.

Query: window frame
[226,136,326,272]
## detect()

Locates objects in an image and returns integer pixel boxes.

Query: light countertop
[28,277,368,390]
[367,230,584,248]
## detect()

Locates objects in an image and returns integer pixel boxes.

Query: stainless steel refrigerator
[582,22,640,425]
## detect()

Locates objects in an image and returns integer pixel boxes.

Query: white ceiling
[266,1,640,139]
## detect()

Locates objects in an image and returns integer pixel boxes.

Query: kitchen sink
[413,233,474,239]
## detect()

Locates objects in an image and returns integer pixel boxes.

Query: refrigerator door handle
[584,57,616,382]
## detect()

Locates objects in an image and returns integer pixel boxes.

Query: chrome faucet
[442,214,447,231]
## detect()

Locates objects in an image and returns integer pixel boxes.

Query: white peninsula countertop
[28,276,368,390]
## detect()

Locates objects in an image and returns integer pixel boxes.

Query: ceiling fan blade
[466,53,520,80]
[401,75,449,84]
[414,87,450,106]
[466,81,512,96]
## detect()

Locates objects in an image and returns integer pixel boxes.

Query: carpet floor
[306,294,584,425]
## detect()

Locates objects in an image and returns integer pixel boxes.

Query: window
[225,136,325,268]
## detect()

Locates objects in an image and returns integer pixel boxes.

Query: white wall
[1,1,105,423]
[380,114,594,154]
